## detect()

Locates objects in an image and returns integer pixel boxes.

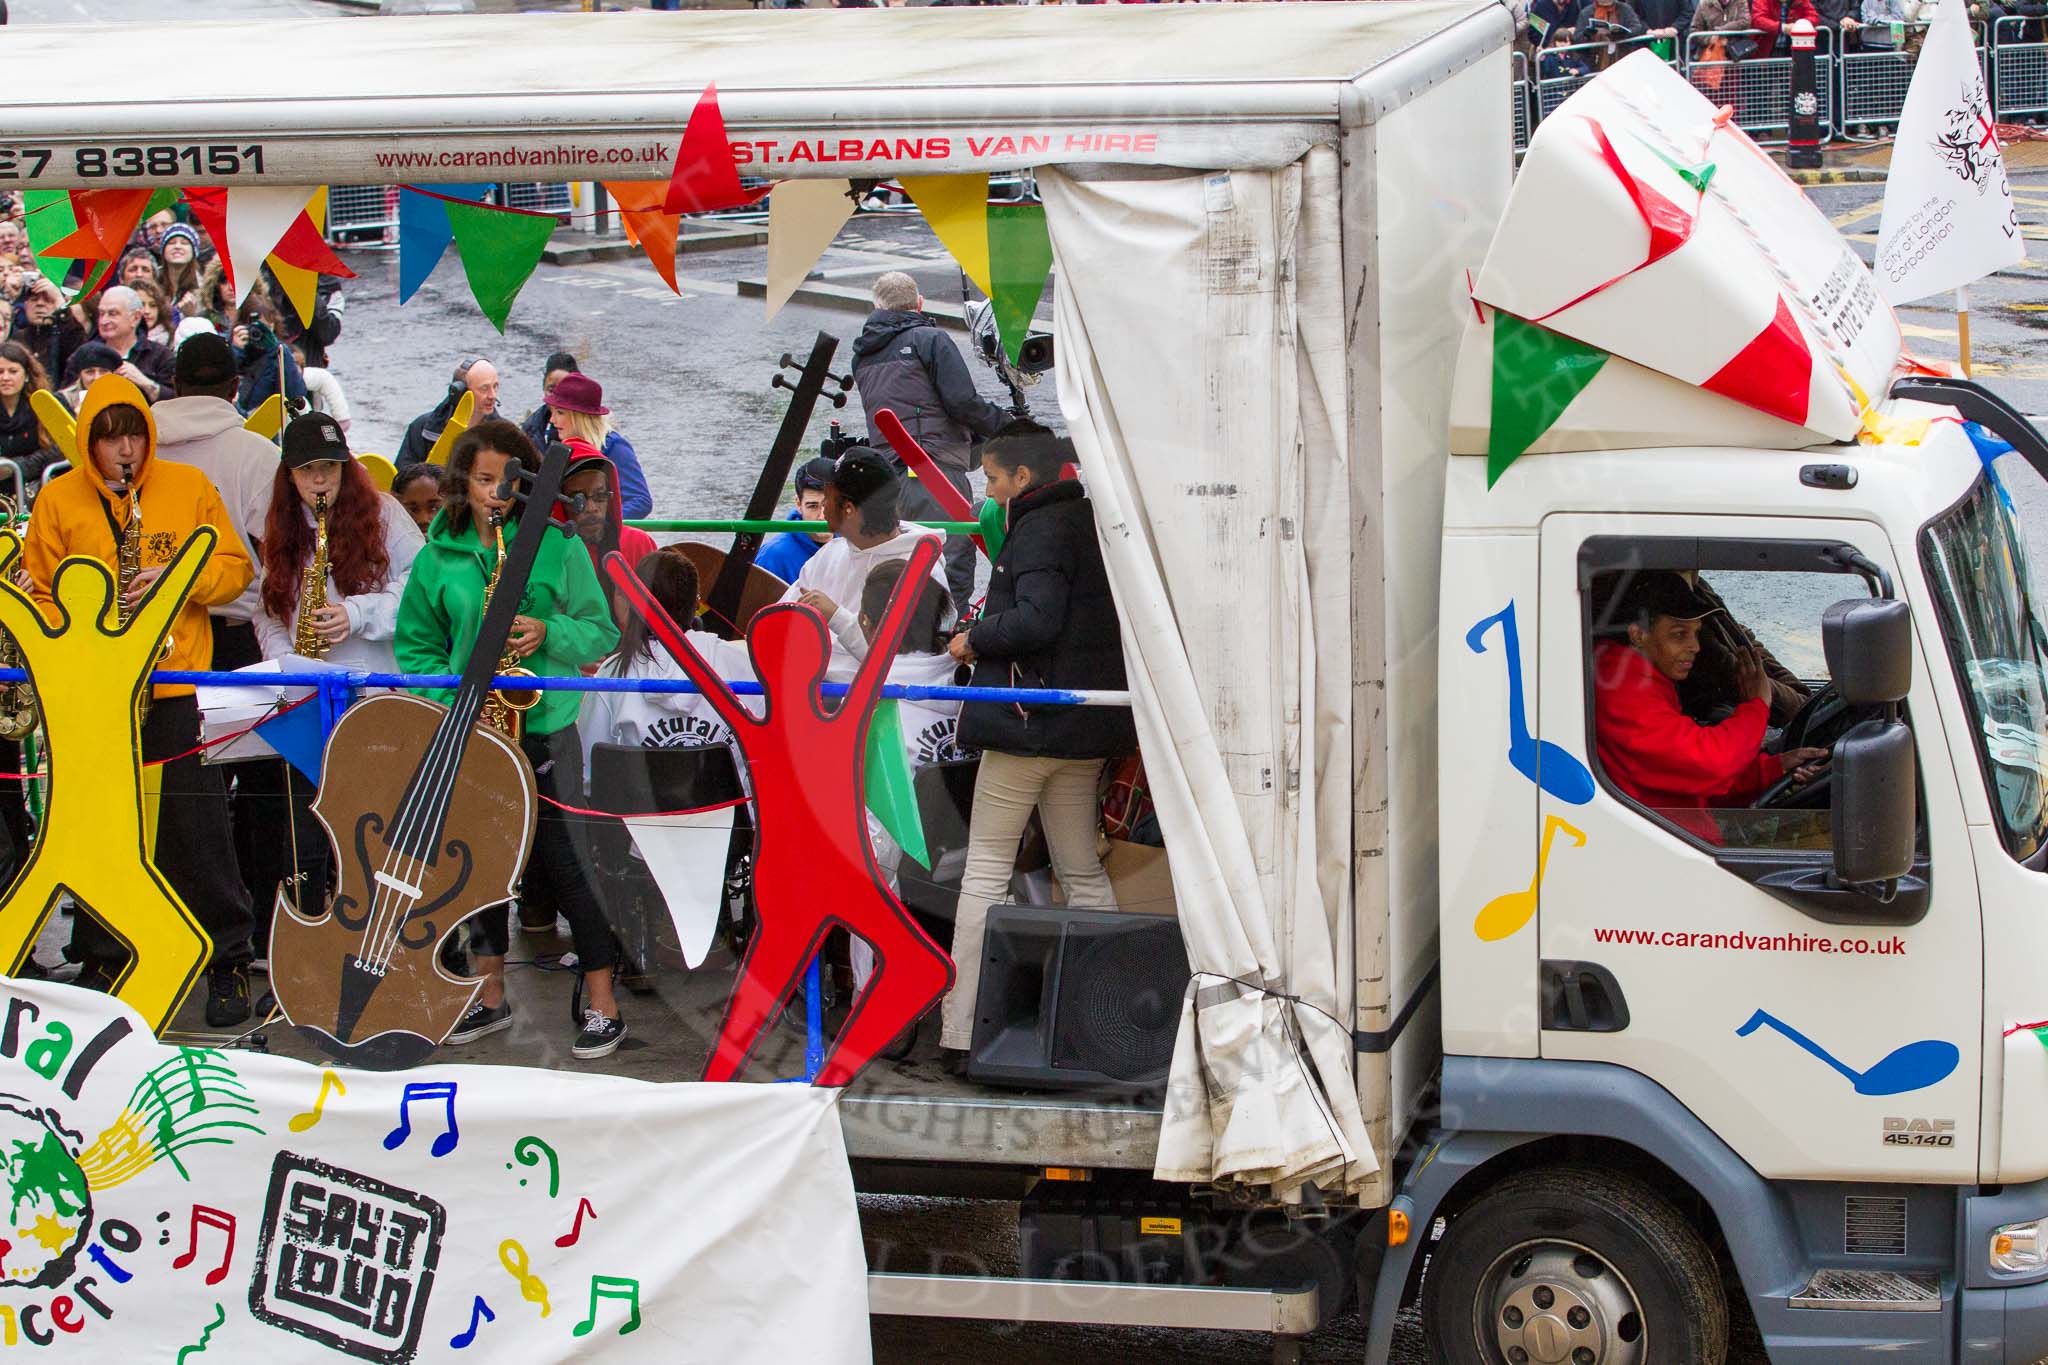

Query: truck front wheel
[1421,1167,1728,1365]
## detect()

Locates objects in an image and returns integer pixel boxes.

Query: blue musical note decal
[1466,602,1596,805]
[384,1081,460,1157]
[1737,1009,1958,1096]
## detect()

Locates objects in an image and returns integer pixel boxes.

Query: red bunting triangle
[603,181,681,294]
[43,189,154,262]
[663,82,771,216]
[270,212,356,280]
[181,187,233,291]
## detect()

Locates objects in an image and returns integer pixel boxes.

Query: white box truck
[5,5,2047,1361]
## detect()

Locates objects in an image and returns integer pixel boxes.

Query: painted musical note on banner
[555,1196,596,1249]
[1475,814,1587,942]
[449,1295,496,1349]
[171,1205,235,1286]
[384,1081,459,1158]
[571,1274,643,1338]
[1466,601,1596,805]
[286,1070,345,1134]
[1737,1008,1959,1096]
[508,1134,559,1197]
[500,1238,551,1318]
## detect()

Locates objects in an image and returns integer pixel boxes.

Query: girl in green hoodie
[394,419,625,1060]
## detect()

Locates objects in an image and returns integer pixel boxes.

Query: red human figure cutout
[604,538,955,1087]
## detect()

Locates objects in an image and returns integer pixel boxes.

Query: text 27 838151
[0,144,267,180]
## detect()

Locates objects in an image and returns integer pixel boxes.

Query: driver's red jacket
[1592,641,1779,844]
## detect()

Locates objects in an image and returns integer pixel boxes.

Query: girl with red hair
[256,412,423,670]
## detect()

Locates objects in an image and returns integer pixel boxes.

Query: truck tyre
[1421,1166,1728,1365]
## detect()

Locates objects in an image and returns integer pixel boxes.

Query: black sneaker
[205,965,251,1028]
[445,1000,513,1046]
[571,1010,625,1060]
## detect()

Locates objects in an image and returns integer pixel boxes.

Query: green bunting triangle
[443,199,557,333]
[2033,1025,2048,1055]
[21,191,108,302]
[1488,312,1610,488]
[986,204,1054,368]
[864,700,930,871]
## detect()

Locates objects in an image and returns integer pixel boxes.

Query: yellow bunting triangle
[268,188,329,329]
[901,175,992,296]
[242,394,285,441]
[223,186,320,308]
[765,179,857,322]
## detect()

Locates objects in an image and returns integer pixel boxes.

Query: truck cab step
[1789,1269,1941,1312]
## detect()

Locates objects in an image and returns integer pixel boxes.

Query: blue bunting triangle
[398,183,493,304]
[255,699,329,785]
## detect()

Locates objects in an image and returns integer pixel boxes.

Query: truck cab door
[1534,514,1981,1182]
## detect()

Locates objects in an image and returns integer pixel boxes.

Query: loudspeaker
[967,906,1189,1091]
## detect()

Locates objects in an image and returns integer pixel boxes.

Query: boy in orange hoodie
[24,374,257,1025]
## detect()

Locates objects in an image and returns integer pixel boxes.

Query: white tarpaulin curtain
[1042,148,1377,1198]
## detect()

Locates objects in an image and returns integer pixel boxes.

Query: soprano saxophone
[0,495,36,741]
[294,494,330,659]
[477,511,539,741]
[116,464,172,724]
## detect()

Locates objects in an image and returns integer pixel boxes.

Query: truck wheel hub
[1482,1242,1644,1365]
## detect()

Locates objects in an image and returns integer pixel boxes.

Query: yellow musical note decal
[1474,814,1587,942]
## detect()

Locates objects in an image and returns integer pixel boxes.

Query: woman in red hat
[540,374,651,520]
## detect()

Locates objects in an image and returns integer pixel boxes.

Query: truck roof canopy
[0,2,1503,185]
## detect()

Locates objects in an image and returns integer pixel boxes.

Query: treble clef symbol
[499,1238,551,1318]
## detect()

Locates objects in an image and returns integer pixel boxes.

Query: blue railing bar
[17,667,1132,708]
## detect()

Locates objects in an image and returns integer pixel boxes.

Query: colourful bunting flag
[986,204,1053,368]
[602,180,683,294]
[268,190,357,328]
[255,698,328,786]
[42,188,153,263]
[763,179,856,321]
[664,83,770,216]
[220,186,323,307]
[20,190,102,300]
[976,497,1008,562]
[444,199,557,333]
[397,183,492,304]
[864,701,930,871]
[900,175,993,295]
[1487,311,1609,488]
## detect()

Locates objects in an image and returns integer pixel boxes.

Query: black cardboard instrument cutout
[271,441,575,1070]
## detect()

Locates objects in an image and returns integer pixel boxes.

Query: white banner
[1875,0,2025,303]
[0,980,868,1363]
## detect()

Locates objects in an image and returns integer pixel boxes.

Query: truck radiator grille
[1844,1195,1908,1256]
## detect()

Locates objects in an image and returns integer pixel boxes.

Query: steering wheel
[1777,680,1842,752]
[1751,764,1832,811]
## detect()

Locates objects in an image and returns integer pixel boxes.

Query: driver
[1594,572,1828,843]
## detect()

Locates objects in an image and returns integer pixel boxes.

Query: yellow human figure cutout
[0,526,218,1034]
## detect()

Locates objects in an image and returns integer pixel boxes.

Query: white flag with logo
[1874,0,2024,302]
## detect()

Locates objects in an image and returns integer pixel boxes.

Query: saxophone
[477,510,539,741]
[0,496,36,742]
[295,494,330,659]
[116,465,172,725]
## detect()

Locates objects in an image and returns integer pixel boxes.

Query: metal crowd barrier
[502,182,575,216]
[1686,27,1834,146]
[1533,34,1675,120]
[1993,15,2048,122]
[324,185,400,243]
[1840,20,1988,134]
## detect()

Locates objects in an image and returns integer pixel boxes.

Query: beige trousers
[940,751,1115,1050]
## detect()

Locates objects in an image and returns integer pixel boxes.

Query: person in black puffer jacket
[939,419,1136,1064]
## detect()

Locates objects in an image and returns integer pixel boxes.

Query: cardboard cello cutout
[0,529,217,1034]
[271,442,573,1071]
[605,537,955,1086]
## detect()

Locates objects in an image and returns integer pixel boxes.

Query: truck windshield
[1921,474,2048,862]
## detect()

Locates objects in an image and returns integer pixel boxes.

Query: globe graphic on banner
[0,1096,91,1289]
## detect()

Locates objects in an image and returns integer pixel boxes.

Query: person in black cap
[153,332,279,670]
[779,446,950,682]
[1591,570,1828,844]
[755,454,837,585]
[57,341,123,411]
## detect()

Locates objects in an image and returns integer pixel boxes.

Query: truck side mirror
[1823,598,1912,704]
[1832,718,1917,886]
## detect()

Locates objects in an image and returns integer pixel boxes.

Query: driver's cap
[1615,571,1721,627]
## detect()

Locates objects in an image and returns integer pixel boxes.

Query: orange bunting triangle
[43,189,154,262]
[603,180,681,294]
[663,83,771,216]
